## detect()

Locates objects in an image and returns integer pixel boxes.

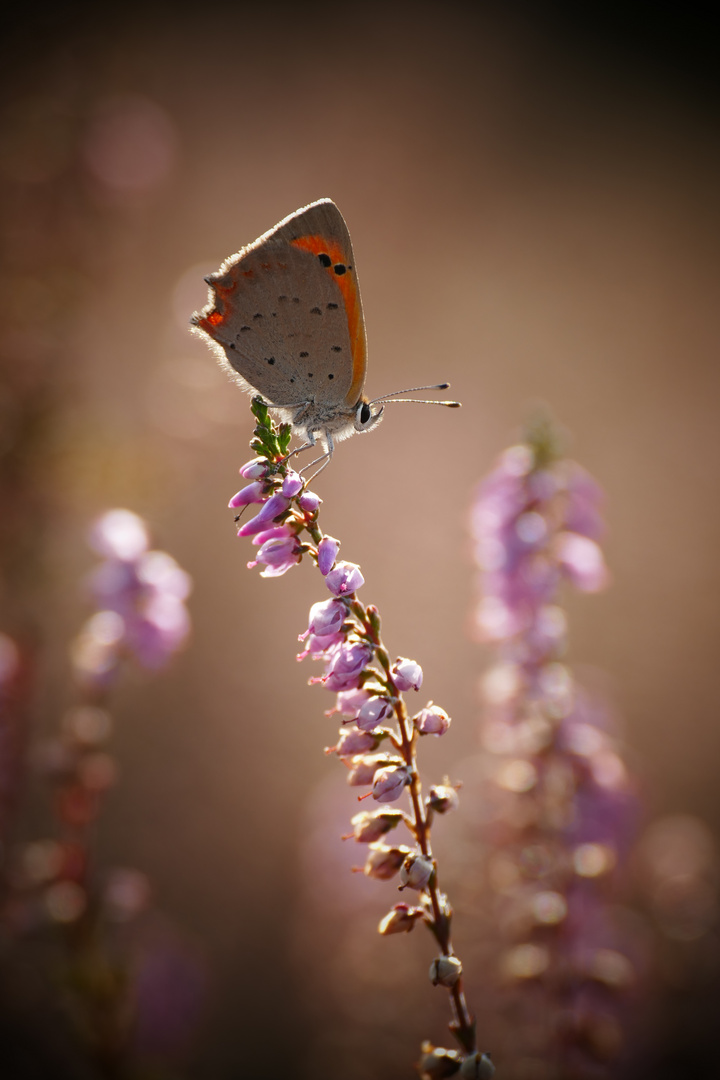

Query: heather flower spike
[473,412,635,1074]
[227,397,486,1068]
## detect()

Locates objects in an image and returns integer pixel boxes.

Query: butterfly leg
[299,432,334,483]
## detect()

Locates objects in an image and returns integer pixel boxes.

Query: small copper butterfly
[191,199,459,471]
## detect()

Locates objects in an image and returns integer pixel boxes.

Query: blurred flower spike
[228,398,487,1068]
[72,509,192,685]
[473,414,638,1074]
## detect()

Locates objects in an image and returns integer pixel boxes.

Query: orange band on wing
[290,234,367,405]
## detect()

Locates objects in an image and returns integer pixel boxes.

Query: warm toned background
[1,2,719,1077]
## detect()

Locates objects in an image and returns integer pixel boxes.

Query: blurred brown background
[1,2,719,1077]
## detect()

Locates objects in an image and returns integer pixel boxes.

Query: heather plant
[471,418,638,1078]
[229,396,493,1079]
[4,510,199,1079]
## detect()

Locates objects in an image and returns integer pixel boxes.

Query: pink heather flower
[237,494,290,537]
[239,457,268,479]
[297,489,321,513]
[429,955,462,988]
[363,843,412,881]
[347,753,402,787]
[334,727,378,756]
[349,808,404,842]
[89,509,149,561]
[297,633,343,661]
[302,599,346,641]
[228,481,266,508]
[378,903,426,935]
[82,515,192,676]
[556,532,609,593]
[372,764,411,803]
[281,470,303,497]
[356,696,395,732]
[392,657,423,692]
[414,702,451,737]
[247,534,301,578]
[427,785,460,814]
[322,641,373,692]
[317,535,340,575]
[325,561,364,597]
[331,688,371,717]
[399,852,434,891]
[252,524,295,546]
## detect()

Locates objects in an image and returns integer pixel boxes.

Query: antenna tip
[444,401,462,408]
[438,382,450,390]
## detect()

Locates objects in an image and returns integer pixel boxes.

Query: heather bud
[334,728,378,756]
[429,955,463,987]
[399,852,434,891]
[426,785,459,814]
[239,457,268,480]
[237,494,290,537]
[459,1053,495,1080]
[378,903,426,936]
[350,808,404,842]
[418,1043,463,1079]
[303,599,346,641]
[317,535,340,575]
[347,753,403,787]
[363,842,412,881]
[392,657,423,691]
[414,702,451,736]
[297,489,321,513]
[372,764,411,803]
[281,470,303,497]
[357,695,394,732]
[228,481,266,508]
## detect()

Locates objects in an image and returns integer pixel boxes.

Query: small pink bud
[322,641,373,692]
[237,494,290,537]
[427,784,459,814]
[429,954,462,988]
[363,842,412,881]
[281,470,303,497]
[350,809,404,842]
[357,696,394,732]
[334,727,378,756]
[325,561,365,597]
[347,753,402,787]
[399,852,434,891]
[239,457,268,480]
[556,531,609,592]
[414,702,451,736]
[372,764,411,803]
[378,903,426,936]
[317,535,340,575]
[392,657,423,692]
[303,599,346,641]
[330,688,371,717]
[297,489,321,513]
[228,481,266,508]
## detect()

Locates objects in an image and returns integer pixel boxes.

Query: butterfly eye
[355,400,384,433]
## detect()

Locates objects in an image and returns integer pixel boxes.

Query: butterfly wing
[191,199,368,414]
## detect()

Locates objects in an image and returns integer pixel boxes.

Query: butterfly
[191,198,459,472]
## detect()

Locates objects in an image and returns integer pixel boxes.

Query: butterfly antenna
[369,383,461,407]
